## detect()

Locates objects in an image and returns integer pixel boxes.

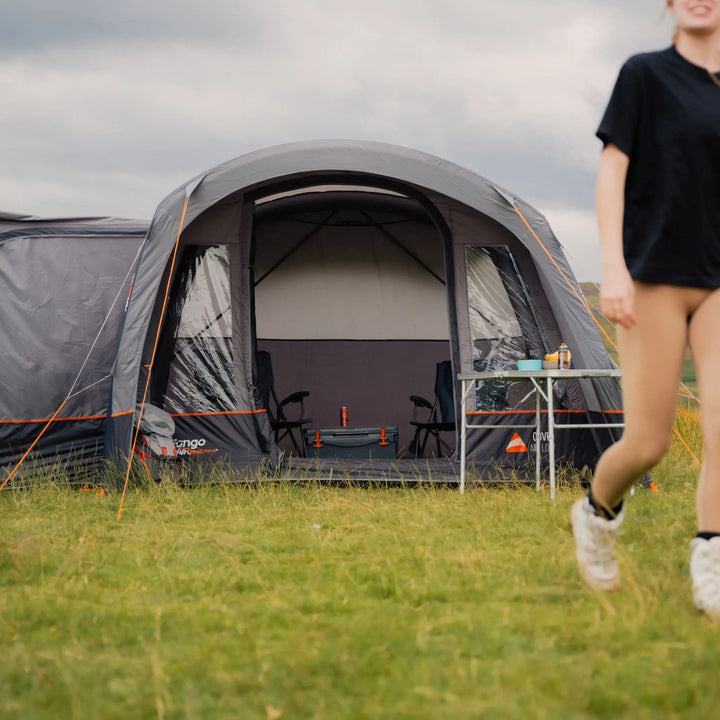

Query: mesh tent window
[466,245,547,411]
[154,245,236,413]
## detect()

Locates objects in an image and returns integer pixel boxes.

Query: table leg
[535,381,541,491]
[460,379,467,494]
[547,376,555,500]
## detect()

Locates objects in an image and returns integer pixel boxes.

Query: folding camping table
[457,369,624,498]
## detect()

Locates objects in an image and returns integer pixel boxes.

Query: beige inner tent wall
[254,217,448,341]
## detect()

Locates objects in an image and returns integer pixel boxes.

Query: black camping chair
[409,360,456,458]
[256,350,311,456]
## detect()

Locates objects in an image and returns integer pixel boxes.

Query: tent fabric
[0,214,147,477]
[106,140,622,482]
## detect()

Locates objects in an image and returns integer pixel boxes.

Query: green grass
[1,291,708,718]
[1,422,717,720]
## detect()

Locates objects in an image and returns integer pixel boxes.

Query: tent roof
[139,139,587,357]
[154,140,526,233]
[0,213,148,240]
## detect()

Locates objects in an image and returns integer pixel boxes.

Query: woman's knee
[615,433,672,473]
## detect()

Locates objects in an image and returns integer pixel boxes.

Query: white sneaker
[690,537,720,621]
[570,496,624,591]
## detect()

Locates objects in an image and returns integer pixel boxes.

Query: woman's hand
[600,264,636,328]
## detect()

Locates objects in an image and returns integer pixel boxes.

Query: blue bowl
[517,359,543,371]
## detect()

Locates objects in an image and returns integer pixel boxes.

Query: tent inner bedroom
[252,187,454,458]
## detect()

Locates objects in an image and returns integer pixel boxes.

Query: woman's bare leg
[591,282,690,510]
[688,288,720,532]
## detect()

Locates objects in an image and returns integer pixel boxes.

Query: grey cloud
[0,0,673,286]
[0,0,270,57]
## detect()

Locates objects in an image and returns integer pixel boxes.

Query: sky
[1,1,673,281]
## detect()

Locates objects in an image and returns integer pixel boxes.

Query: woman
[571,0,720,621]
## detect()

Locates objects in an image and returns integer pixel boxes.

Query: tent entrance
[252,188,455,459]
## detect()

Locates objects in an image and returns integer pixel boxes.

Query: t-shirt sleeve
[596,60,643,156]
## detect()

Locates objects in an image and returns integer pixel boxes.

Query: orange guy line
[117,196,190,519]
[0,398,68,491]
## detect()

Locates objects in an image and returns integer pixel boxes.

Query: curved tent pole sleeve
[117,192,193,519]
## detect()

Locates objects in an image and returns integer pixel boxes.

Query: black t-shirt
[597,46,720,288]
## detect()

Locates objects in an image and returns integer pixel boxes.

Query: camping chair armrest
[278,390,310,409]
[410,395,433,410]
[410,394,437,424]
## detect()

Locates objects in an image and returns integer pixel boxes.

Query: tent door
[251,188,457,458]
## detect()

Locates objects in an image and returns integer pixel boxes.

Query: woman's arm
[596,143,636,328]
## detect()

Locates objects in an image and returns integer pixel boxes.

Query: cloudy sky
[2,1,673,280]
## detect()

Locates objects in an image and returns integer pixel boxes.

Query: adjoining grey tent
[106,140,622,484]
[0,212,147,479]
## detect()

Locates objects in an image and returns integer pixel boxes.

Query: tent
[0,212,147,479]
[105,140,622,483]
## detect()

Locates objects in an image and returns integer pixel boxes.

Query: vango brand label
[175,438,218,455]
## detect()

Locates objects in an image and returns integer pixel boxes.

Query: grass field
[1,410,716,720]
[1,288,709,719]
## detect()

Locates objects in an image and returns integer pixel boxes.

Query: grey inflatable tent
[0,212,146,478]
[105,140,622,483]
